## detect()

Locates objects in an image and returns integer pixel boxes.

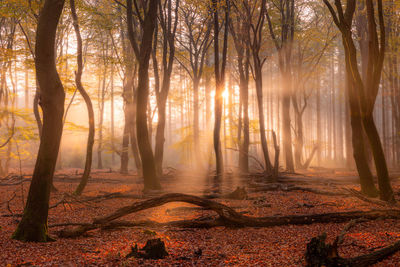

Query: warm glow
[222,89,229,101]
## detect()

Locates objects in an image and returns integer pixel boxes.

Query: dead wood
[165,206,247,215]
[126,238,168,259]
[334,218,368,246]
[0,175,130,186]
[49,193,99,210]
[55,217,222,237]
[0,178,30,186]
[345,188,400,209]
[306,232,400,267]
[249,183,348,196]
[55,193,400,238]
[82,192,147,202]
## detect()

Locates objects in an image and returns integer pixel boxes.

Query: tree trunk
[120,120,130,174]
[281,70,294,172]
[238,48,250,173]
[110,60,115,164]
[347,78,378,197]
[193,78,200,164]
[33,88,42,137]
[70,0,95,196]
[212,0,229,180]
[154,0,179,176]
[121,72,134,174]
[316,77,321,166]
[129,89,142,172]
[12,0,65,242]
[25,60,29,108]
[254,63,272,172]
[363,114,394,201]
[155,95,167,176]
[97,40,108,170]
[129,0,161,191]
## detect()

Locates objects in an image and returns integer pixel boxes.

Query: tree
[153,0,180,176]
[70,0,95,196]
[266,0,295,172]
[290,2,333,169]
[113,4,142,174]
[323,0,394,201]
[175,0,212,167]
[127,0,161,191]
[229,3,250,173]
[212,0,229,180]
[244,0,273,173]
[12,0,66,242]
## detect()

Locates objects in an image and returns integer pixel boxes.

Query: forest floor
[1,167,400,266]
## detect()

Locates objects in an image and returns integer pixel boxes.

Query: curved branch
[57,193,400,238]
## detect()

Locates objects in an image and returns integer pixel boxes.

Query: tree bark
[70,0,95,196]
[12,0,65,242]
[127,0,161,191]
[323,0,393,201]
[239,48,250,173]
[97,39,108,170]
[347,71,378,197]
[154,0,179,176]
[58,193,400,238]
[254,62,272,172]
[212,0,229,180]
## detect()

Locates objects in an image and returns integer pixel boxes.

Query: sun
[222,89,229,101]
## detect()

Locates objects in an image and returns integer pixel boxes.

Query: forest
[1,0,400,265]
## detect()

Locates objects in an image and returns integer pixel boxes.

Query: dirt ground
[1,168,400,266]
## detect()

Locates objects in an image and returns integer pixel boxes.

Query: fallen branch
[249,183,348,196]
[82,192,147,202]
[49,193,99,210]
[56,193,400,238]
[344,188,400,209]
[334,218,368,246]
[0,178,31,186]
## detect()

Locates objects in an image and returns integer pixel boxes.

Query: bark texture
[12,0,65,242]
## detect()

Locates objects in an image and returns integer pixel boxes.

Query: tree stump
[305,233,349,267]
[126,238,168,259]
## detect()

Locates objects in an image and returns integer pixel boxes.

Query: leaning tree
[12,0,66,242]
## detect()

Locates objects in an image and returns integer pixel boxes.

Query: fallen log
[249,183,348,196]
[82,192,147,202]
[55,217,222,237]
[56,193,400,238]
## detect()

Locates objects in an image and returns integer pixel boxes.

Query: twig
[335,218,368,246]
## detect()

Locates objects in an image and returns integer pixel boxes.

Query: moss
[12,216,55,242]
